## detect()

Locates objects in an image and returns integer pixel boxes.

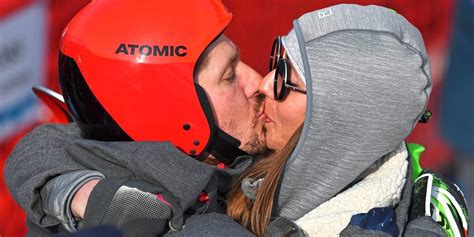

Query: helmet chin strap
[206,128,249,165]
[193,84,249,165]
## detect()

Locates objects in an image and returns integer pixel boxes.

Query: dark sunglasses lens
[269,38,278,71]
[274,62,286,100]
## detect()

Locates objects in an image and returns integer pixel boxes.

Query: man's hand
[81,178,184,237]
[71,179,100,219]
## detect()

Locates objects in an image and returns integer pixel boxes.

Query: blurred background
[0,0,472,236]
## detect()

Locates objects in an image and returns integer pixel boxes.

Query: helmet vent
[183,123,191,131]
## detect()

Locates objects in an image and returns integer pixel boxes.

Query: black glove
[82,177,183,237]
[265,217,307,237]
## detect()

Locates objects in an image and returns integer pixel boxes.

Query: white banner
[0,2,47,141]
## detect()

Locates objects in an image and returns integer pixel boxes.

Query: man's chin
[240,135,267,156]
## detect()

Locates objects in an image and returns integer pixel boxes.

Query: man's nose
[236,61,263,98]
[258,70,275,99]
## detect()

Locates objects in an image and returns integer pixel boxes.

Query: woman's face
[259,62,306,151]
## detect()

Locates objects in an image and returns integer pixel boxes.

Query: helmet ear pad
[59,53,131,141]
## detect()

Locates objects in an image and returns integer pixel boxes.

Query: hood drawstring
[241,178,264,200]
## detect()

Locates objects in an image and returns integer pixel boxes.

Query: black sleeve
[64,138,216,211]
[265,217,307,237]
[165,213,254,237]
[403,217,448,237]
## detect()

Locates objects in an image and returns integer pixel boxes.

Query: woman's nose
[258,70,275,99]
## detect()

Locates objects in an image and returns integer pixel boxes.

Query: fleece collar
[295,143,408,236]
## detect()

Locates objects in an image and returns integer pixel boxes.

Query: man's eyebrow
[223,46,239,74]
[220,45,239,76]
[231,46,240,65]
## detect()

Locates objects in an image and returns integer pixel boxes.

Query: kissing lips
[263,113,273,123]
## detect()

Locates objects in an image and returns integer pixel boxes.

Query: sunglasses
[269,36,306,101]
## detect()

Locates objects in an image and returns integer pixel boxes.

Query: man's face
[196,35,266,155]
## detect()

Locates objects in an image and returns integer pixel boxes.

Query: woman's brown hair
[227,124,303,237]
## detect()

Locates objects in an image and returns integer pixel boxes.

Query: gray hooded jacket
[4,123,254,236]
[275,4,433,233]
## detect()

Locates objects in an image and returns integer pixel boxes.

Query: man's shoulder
[19,122,82,144]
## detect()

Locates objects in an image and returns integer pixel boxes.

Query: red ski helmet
[59,0,246,163]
